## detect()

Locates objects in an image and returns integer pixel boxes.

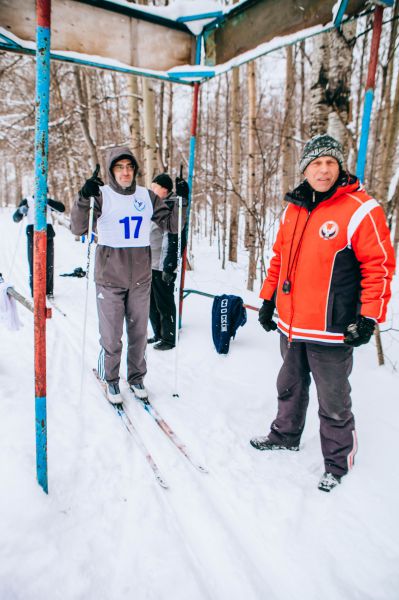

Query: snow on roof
[96,0,223,36]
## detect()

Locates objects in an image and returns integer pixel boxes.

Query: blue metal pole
[34,0,52,494]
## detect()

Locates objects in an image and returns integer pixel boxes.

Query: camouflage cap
[299,134,344,173]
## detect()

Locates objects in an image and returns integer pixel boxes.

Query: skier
[70,147,188,403]
[148,173,188,351]
[13,194,65,298]
[250,134,396,492]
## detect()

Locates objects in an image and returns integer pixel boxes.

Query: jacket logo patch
[319,221,339,240]
[134,199,145,211]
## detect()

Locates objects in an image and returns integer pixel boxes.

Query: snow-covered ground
[0,206,398,600]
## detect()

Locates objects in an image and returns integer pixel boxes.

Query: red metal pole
[34,0,52,494]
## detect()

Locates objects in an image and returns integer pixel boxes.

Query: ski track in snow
[1,207,399,600]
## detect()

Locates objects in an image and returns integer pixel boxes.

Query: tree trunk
[142,77,157,186]
[327,23,356,154]
[127,75,143,183]
[299,41,306,142]
[309,32,330,135]
[222,74,229,270]
[281,45,296,197]
[157,81,165,172]
[351,21,368,172]
[372,3,398,198]
[392,180,399,259]
[378,70,399,209]
[229,66,240,262]
[247,60,257,291]
[73,67,98,169]
[51,64,76,211]
[165,83,173,173]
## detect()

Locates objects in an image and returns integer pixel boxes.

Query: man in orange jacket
[250,134,396,492]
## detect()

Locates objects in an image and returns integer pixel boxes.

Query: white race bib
[97,185,153,248]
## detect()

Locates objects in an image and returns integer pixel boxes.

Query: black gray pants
[149,269,176,345]
[268,335,357,477]
[96,279,151,385]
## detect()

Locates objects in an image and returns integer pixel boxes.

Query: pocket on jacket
[328,290,357,330]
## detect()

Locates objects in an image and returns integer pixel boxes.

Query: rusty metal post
[34,0,52,494]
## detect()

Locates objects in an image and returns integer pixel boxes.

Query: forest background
[0,0,398,293]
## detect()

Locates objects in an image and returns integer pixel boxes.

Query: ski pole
[173,194,183,398]
[79,196,95,402]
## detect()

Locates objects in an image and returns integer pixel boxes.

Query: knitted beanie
[299,134,344,173]
[152,173,173,192]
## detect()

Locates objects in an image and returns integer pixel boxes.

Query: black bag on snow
[212,294,247,354]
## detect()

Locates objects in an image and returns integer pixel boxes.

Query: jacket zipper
[288,201,313,343]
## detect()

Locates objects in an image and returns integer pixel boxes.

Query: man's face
[304,156,340,193]
[112,159,135,188]
[151,182,169,200]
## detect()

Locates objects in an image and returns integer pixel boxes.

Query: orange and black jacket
[260,174,396,345]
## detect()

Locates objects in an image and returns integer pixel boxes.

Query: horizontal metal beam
[204,0,368,66]
[0,32,195,84]
[0,0,195,71]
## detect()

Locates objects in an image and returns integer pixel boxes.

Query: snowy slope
[0,206,398,600]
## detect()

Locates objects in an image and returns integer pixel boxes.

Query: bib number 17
[119,216,143,239]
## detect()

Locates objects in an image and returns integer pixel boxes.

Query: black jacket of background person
[13,197,65,238]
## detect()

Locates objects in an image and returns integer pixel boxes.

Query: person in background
[250,133,395,493]
[13,194,65,298]
[70,148,188,404]
[148,173,188,351]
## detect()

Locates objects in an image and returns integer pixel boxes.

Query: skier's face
[112,159,135,188]
[151,182,169,200]
[304,156,340,193]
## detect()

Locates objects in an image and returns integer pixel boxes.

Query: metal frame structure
[0,0,394,493]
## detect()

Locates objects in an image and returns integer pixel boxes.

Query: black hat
[152,173,173,193]
[299,134,344,173]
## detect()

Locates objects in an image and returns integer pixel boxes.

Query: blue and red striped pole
[34,0,52,494]
[356,5,384,182]
[179,36,202,325]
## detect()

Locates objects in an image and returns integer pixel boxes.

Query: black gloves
[258,299,277,332]
[162,271,175,285]
[175,176,189,200]
[344,316,375,347]
[80,164,104,199]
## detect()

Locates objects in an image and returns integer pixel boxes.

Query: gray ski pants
[268,335,357,477]
[96,279,151,385]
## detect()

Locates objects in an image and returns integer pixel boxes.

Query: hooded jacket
[70,147,187,288]
[260,174,395,345]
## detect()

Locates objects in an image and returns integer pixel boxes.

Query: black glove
[175,177,189,200]
[162,271,175,285]
[258,299,277,332]
[344,316,375,347]
[80,164,104,199]
[19,205,28,216]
